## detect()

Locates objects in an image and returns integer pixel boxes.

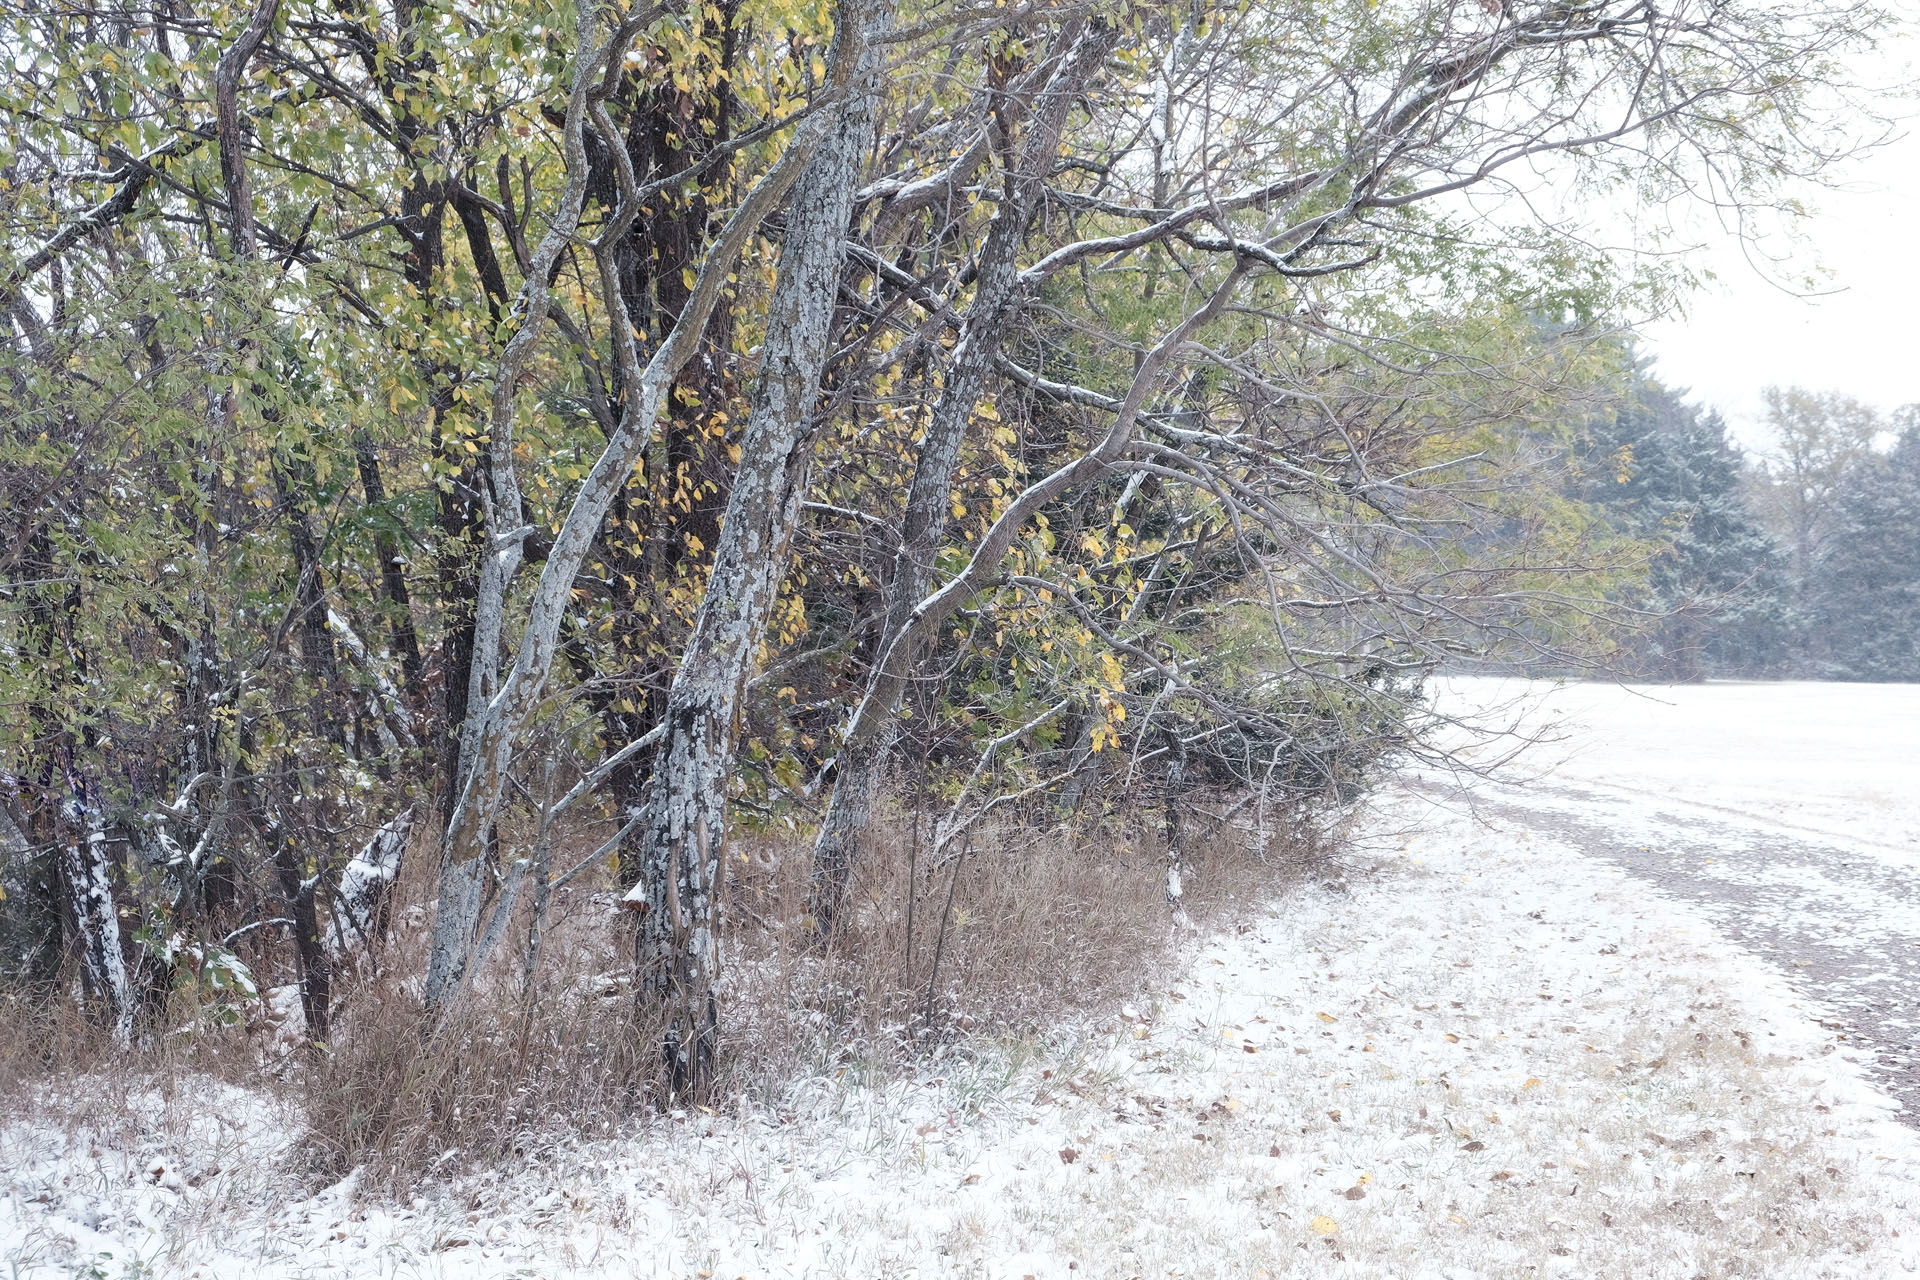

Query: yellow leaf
[1523,1078,1542,1090]
[1317,1012,1337,1023]
[1309,1216,1337,1236]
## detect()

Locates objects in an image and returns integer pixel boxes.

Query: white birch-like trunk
[327,807,412,959]
[1162,723,1191,931]
[65,825,134,1045]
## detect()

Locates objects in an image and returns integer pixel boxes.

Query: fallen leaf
[1491,1171,1513,1181]
[1464,1141,1486,1152]
[1523,1078,1542,1090]
[1343,1186,1366,1200]
[1446,1034,1461,1043]
[1269,1144,1282,1157]
[1317,1012,1338,1023]
[1327,1110,1342,1123]
[1309,1215,1338,1236]
[1059,1148,1079,1164]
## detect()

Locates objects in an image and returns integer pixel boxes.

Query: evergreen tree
[1810,419,1920,680]
[1573,378,1788,679]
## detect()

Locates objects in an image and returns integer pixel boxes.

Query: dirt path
[1426,774,1920,1122]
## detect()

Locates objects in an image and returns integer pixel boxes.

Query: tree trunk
[268,817,332,1042]
[582,22,741,888]
[807,22,1116,930]
[16,515,136,1037]
[622,0,888,1095]
[354,433,425,696]
[1162,723,1190,930]
[425,0,864,1015]
[62,821,135,1044]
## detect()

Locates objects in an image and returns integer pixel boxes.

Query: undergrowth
[2,790,1332,1194]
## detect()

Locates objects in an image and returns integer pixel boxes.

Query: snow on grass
[1426,677,1920,863]
[1,1078,301,1277]
[5,785,1916,1279]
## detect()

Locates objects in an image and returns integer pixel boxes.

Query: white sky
[1639,33,1920,453]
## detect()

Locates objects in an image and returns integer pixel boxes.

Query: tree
[801,0,1886,919]
[1808,416,1920,680]
[0,0,1889,1097]
[1749,386,1883,600]
[1571,375,1786,679]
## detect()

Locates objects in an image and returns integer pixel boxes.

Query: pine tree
[1810,420,1920,680]
[1573,378,1787,679]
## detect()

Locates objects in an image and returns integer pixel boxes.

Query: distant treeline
[1569,379,1920,682]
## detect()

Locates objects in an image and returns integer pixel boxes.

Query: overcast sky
[1639,38,1920,453]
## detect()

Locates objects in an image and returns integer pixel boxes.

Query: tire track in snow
[1418,776,1920,1123]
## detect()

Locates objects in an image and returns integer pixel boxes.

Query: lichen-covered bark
[622,0,889,1095]
[425,0,864,1015]
[807,22,1117,931]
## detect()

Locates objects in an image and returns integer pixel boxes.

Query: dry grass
[13,792,1915,1279]
[718,794,1328,1093]
[0,787,1330,1195]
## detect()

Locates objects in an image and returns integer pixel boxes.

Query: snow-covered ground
[1427,678,1920,1117]
[6,682,1918,1278]
[1428,678,1920,862]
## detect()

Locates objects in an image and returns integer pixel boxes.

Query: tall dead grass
[2,788,1331,1193]
[720,795,1329,1088]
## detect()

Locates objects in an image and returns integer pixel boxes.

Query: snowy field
[4,682,1919,1278]
[1428,678,1920,1117]
[1427,678,1920,861]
